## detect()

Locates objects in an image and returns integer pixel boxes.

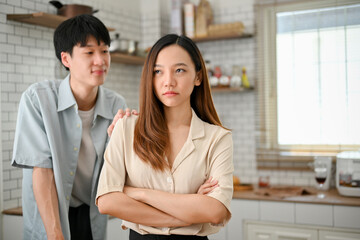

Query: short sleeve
[207,131,234,220]
[96,118,127,205]
[12,90,52,169]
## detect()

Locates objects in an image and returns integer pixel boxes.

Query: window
[256,0,360,166]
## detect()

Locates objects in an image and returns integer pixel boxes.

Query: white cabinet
[246,222,317,240]
[2,214,23,240]
[260,201,295,223]
[333,205,360,229]
[245,221,360,240]
[209,225,228,240]
[106,218,129,240]
[319,230,360,240]
[225,199,360,240]
[295,203,333,227]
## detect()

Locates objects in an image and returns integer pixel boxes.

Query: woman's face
[153,44,201,109]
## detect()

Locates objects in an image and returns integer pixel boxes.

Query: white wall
[0,61,3,240]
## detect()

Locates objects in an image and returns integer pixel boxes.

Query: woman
[96,34,233,239]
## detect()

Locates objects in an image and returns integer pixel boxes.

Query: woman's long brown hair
[134,34,225,171]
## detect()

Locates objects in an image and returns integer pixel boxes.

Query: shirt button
[73,147,78,151]
[66,195,70,200]
[167,177,172,183]
[77,124,80,128]
[70,171,74,176]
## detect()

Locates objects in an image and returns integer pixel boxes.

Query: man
[12,14,128,240]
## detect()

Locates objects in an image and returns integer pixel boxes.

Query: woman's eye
[154,70,161,74]
[103,50,109,53]
[176,68,185,73]
[87,52,93,55]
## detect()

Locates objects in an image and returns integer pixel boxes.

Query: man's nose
[93,52,105,65]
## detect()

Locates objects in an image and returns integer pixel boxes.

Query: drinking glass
[314,161,328,198]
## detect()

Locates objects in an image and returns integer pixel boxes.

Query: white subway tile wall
[1,0,319,210]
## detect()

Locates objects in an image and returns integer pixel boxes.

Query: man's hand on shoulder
[107,108,138,137]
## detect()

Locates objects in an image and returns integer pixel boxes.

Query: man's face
[61,35,110,90]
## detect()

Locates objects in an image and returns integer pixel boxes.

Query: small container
[209,76,219,87]
[258,175,270,188]
[230,75,241,88]
[213,66,222,78]
[219,75,230,87]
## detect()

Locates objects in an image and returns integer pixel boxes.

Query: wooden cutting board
[234,184,253,191]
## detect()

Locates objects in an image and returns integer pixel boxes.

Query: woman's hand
[197,177,219,195]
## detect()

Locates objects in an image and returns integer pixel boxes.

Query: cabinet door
[246,222,318,240]
[3,215,23,240]
[319,230,360,240]
[227,200,260,240]
[106,218,129,240]
[208,226,227,240]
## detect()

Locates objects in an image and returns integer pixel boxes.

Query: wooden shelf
[211,86,254,93]
[192,33,253,43]
[7,12,115,31]
[110,52,145,65]
[7,13,146,65]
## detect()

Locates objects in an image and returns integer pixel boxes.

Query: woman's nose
[164,72,175,87]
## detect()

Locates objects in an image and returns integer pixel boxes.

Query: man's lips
[92,69,106,75]
[163,91,178,96]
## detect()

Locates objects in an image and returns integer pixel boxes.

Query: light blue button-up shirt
[12,75,127,240]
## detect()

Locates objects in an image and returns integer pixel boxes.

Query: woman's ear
[195,71,203,86]
[61,52,71,69]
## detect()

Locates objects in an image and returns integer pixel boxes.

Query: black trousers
[68,204,93,240]
[130,229,209,240]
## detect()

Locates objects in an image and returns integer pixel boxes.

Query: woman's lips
[163,91,178,96]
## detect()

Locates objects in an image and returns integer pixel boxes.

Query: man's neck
[70,81,99,111]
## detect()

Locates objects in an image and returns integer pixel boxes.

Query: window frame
[256,0,360,166]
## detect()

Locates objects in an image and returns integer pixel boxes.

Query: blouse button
[167,177,172,183]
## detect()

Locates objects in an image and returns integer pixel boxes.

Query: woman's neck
[164,106,192,129]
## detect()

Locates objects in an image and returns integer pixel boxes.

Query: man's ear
[61,52,71,69]
[195,71,202,86]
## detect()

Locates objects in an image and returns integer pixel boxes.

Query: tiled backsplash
[1,0,319,211]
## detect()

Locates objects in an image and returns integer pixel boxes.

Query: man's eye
[87,52,93,54]
[103,50,109,53]
[176,69,185,73]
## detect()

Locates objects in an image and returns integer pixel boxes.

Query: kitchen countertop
[2,187,360,216]
[233,187,360,206]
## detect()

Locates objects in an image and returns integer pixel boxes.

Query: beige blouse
[96,109,234,236]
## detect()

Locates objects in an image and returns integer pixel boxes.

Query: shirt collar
[57,74,76,112]
[93,86,114,120]
[189,108,205,140]
[57,74,114,120]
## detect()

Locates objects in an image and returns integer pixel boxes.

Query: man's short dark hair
[54,14,111,70]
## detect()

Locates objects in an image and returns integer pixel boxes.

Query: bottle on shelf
[241,67,250,88]
[230,65,241,88]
